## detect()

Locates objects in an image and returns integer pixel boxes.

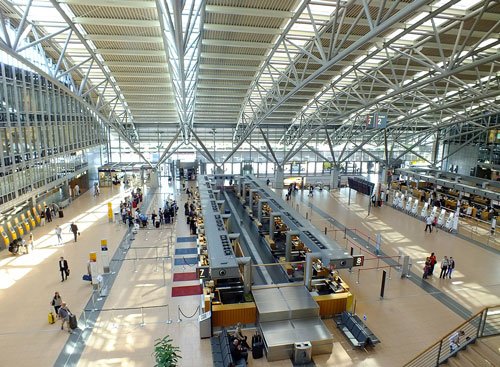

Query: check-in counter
[310,277,352,317]
[445,199,457,209]
[312,260,329,278]
[265,234,276,251]
[211,302,257,327]
[26,211,36,227]
[20,214,30,232]
[14,218,24,237]
[6,222,17,241]
[32,207,41,224]
[313,292,352,318]
[0,226,9,247]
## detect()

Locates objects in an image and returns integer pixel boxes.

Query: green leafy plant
[153,335,182,367]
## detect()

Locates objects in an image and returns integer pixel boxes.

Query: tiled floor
[0,181,498,367]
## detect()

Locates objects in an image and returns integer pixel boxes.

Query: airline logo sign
[366,113,387,129]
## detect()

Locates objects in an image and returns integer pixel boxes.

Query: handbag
[66,268,70,276]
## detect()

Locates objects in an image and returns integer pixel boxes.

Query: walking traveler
[57,302,72,333]
[70,223,79,242]
[424,215,433,233]
[50,291,62,315]
[449,330,465,353]
[55,225,63,245]
[58,257,69,282]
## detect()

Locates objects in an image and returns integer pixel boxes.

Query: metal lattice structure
[0,0,498,168]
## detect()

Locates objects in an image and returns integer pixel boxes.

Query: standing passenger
[439,256,449,279]
[40,210,46,226]
[424,216,433,233]
[428,252,437,275]
[446,257,455,279]
[45,206,52,223]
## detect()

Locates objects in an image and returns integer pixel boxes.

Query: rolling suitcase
[252,334,264,359]
[69,314,78,330]
[59,210,64,218]
[155,221,160,228]
[48,312,55,324]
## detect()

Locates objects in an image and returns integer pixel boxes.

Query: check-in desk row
[1,204,47,247]
[239,175,354,270]
[198,176,254,328]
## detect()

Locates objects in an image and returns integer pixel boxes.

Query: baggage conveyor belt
[224,191,289,286]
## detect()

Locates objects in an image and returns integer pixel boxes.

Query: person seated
[230,338,248,362]
[233,322,251,350]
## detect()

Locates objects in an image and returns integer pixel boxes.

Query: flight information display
[347,177,375,196]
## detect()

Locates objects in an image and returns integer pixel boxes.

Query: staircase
[446,336,500,367]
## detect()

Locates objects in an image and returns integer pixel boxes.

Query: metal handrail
[404,304,500,367]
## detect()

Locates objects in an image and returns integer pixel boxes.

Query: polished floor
[0,179,498,367]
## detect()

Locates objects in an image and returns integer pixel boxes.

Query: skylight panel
[434,0,483,10]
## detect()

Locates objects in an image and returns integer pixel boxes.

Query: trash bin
[198,311,212,338]
[294,341,312,364]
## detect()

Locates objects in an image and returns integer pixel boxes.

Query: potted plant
[153,335,181,367]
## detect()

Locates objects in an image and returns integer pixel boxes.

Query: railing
[404,304,500,367]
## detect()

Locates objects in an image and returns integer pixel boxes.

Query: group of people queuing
[39,203,61,226]
[423,252,456,279]
[119,188,143,227]
[185,187,199,235]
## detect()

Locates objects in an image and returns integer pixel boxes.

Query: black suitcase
[59,210,64,218]
[69,314,78,329]
[252,334,264,359]
[155,221,160,228]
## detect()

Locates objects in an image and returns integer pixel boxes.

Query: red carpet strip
[173,272,198,282]
[171,285,202,297]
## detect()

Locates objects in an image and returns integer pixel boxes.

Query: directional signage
[352,255,365,267]
[366,113,387,129]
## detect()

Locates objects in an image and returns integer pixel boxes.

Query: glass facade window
[0,61,105,207]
